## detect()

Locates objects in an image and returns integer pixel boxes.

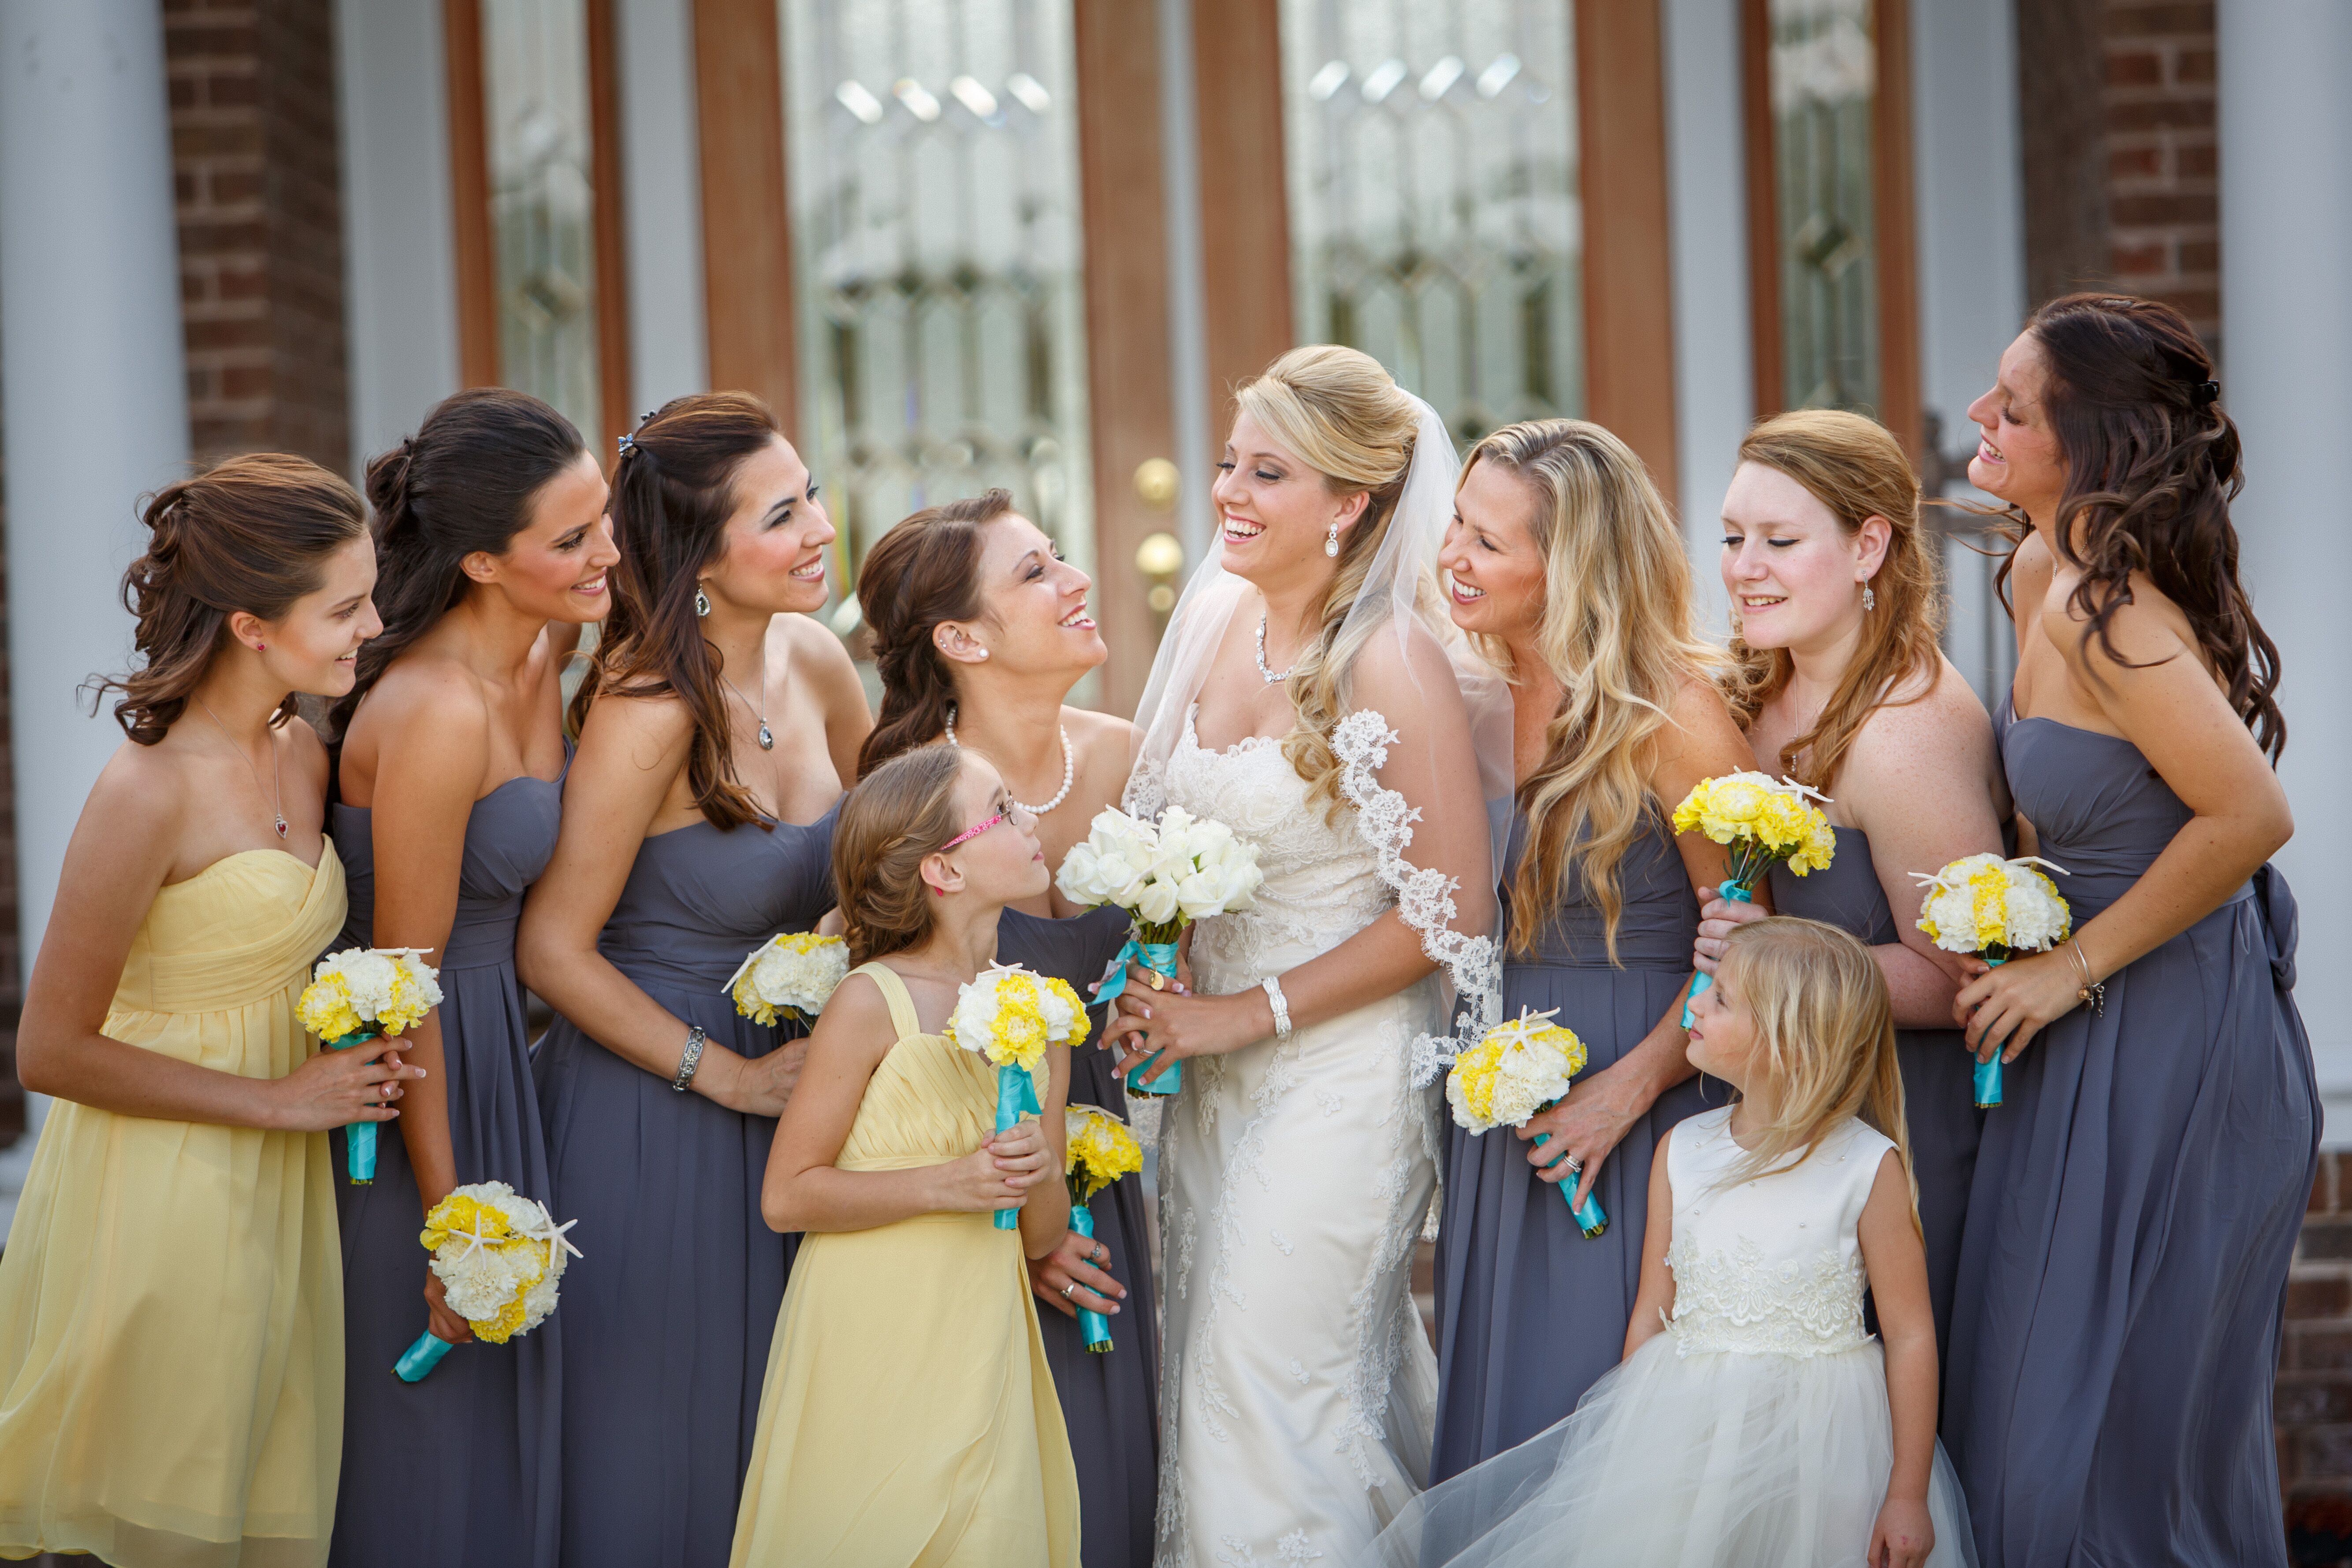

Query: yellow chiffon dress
[729,962,1079,1568]
[0,847,348,1568]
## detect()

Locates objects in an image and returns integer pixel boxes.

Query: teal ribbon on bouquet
[394,1328,454,1382]
[326,1028,383,1184]
[1973,949,2012,1107]
[993,1064,1044,1233]
[1680,880,1753,1029]
[1094,938,1182,1098]
[1531,1099,1609,1239]
[1068,1201,1114,1353]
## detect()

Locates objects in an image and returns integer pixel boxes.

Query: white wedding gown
[1151,706,1448,1567]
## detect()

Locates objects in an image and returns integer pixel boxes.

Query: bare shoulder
[1654,671,1749,768]
[363,655,493,750]
[84,736,193,846]
[807,967,896,1065]
[1349,618,1466,712]
[774,611,854,677]
[2042,568,2197,676]
[280,713,333,792]
[1848,658,1992,771]
[576,683,695,771]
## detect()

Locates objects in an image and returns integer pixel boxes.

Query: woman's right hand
[1028,1229,1127,1318]
[1693,886,1771,976]
[699,1037,811,1118]
[929,1143,1034,1214]
[268,1040,423,1132]
[424,1270,476,1346]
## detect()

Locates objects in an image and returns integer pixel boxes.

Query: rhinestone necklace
[1256,613,1301,684]
[944,703,1074,816]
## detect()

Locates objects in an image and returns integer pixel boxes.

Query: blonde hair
[1461,421,1722,961]
[832,744,967,965]
[1721,410,1945,791]
[1714,916,1917,1223]
[1233,345,1432,819]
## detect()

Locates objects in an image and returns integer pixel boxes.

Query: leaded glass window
[780,0,1096,589]
[482,0,603,445]
[1764,0,1879,413]
[1280,0,1584,448]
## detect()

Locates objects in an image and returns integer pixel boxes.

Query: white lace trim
[1665,1232,1873,1358]
[1329,710,1502,1087]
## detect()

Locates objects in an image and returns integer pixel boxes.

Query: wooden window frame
[1740,0,1921,458]
[443,0,635,458]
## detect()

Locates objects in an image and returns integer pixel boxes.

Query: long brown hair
[573,392,785,830]
[854,490,1017,778]
[1721,409,1943,790]
[331,387,586,741]
[833,743,967,964]
[2006,292,2284,759]
[1460,420,1718,960]
[95,453,369,745]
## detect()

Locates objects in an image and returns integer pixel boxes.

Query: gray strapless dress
[1430,805,1717,1481]
[533,807,838,1568]
[328,775,565,1568]
[997,904,1159,1568]
[1768,827,1980,1362]
[1944,701,2315,1567]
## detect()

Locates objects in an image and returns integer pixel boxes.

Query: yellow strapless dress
[0,847,348,1568]
[729,962,1079,1567]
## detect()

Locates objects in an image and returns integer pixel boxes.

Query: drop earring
[1325,519,1340,559]
[1862,583,1877,612]
[695,585,712,618]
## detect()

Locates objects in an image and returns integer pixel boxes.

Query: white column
[0,0,189,973]
[2218,0,2352,1137]
[618,0,709,414]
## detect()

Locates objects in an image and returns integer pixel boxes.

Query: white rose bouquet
[1912,853,2075,1108]
[297,946,443,1185]
[946,964,1091,1232]
[724,931,849,1026]
[1447,1007,1607,1238]
[1055,804,1265,1096]
[395,1180,581,1382]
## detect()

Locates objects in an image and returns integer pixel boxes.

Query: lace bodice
[1664,1109,1891,1358]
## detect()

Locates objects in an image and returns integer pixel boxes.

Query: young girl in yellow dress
[0,455,423,1567]
[730,742,1080,1567]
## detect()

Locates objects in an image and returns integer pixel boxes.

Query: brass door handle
[1134,458,1180,511]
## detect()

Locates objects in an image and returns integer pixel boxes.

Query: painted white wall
[618,0,709,415]
[1909,0,2025,707]
[2218,0,2352,1139]
[336,0,461,471]
[1157,0,1213,577]
[1661,0,1753,632]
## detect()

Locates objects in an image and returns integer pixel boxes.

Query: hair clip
[616,433,636,454]
[2189,379,2221,407]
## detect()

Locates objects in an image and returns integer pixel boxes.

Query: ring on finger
[1562,1155,1583,1173]
[1061,1283,1077,1300]
[1094,1244,1109,1264]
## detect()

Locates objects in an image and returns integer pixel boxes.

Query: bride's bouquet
[1448,1007,1607,1238]
[1056,804,1264,1096]
[1671,773,1836,1025]
[297,946,443,1185]
[947,964,1091,1232]
[1063,1104,1144,1353]
[396,1180,582,1382]
[724,931,849,1026]
[1912,853,2074,1108]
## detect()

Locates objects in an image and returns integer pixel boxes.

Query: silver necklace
[197,696,287,838]
[944,703,1074,816]
[721,654,774,750]
[1256,613,1300,685]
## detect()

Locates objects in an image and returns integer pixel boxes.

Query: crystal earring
[1325,519,1340,559]
[695,585,711,618]
[1862,583,1877,613]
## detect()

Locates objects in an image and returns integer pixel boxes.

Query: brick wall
[166,0,350,470]
[2287,1160,2352,1556]
[2101,2,2221,353]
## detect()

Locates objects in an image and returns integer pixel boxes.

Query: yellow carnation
[298,973,365,1043]
[1065,1105,1143,1200]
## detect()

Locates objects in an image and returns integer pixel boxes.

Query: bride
[1108,346,1510,1566]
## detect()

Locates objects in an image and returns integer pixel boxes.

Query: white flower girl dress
[1373,1107,1977,1567]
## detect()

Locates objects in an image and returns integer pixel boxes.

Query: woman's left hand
[1953,948,2082,1064]
[1692,886,1771,976]
[1106,975,1268,1078]
[1515,1060,1651,1210]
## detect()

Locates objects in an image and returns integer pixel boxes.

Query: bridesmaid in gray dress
[1696,409,2006,1360]
[1942,295,2314,1566]
[327,388,615,1568]
[853,489,1157,1568]
[1427,420,1754,1479]
[516,394,871,1568]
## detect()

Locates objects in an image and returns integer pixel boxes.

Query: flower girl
[729,742,1080,1567]
[1375,916,1976,1568]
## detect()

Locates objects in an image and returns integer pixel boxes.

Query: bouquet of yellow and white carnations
[1448,1007,1608,1238]
[297,946,443,1185]
[1055,804,1264,1097]
[1912,853,2074,1109]
[724,931,849,1026]
[1063,1104,1144,1353]
[947,964,1091,1232]
[1671,772,1836,1025]
[395,1180,582,1382]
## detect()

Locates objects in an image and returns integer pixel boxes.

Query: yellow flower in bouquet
[1447,1007,1589,1135]
[298,946,443,1043]
[1670,772,1836,878]
[947,964,1091,1077]
[1065,1104,1143,1202]
[1913,853,2072,959]
[725,931,849,1026]
[419,1181,581,1345]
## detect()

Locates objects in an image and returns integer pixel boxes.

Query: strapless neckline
[161,844,327,893]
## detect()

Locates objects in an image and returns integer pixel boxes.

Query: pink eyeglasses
[941,811,1007,851]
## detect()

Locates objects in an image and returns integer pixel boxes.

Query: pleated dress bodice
[332,771,562,964]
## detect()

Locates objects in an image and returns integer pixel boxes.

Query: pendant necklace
[722,655,774,751]
[944,703,1074,816]
[198,696,287,838]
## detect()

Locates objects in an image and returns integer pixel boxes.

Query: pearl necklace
[943,704,1075,816]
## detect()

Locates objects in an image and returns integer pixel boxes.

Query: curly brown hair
[832,743,968,965]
